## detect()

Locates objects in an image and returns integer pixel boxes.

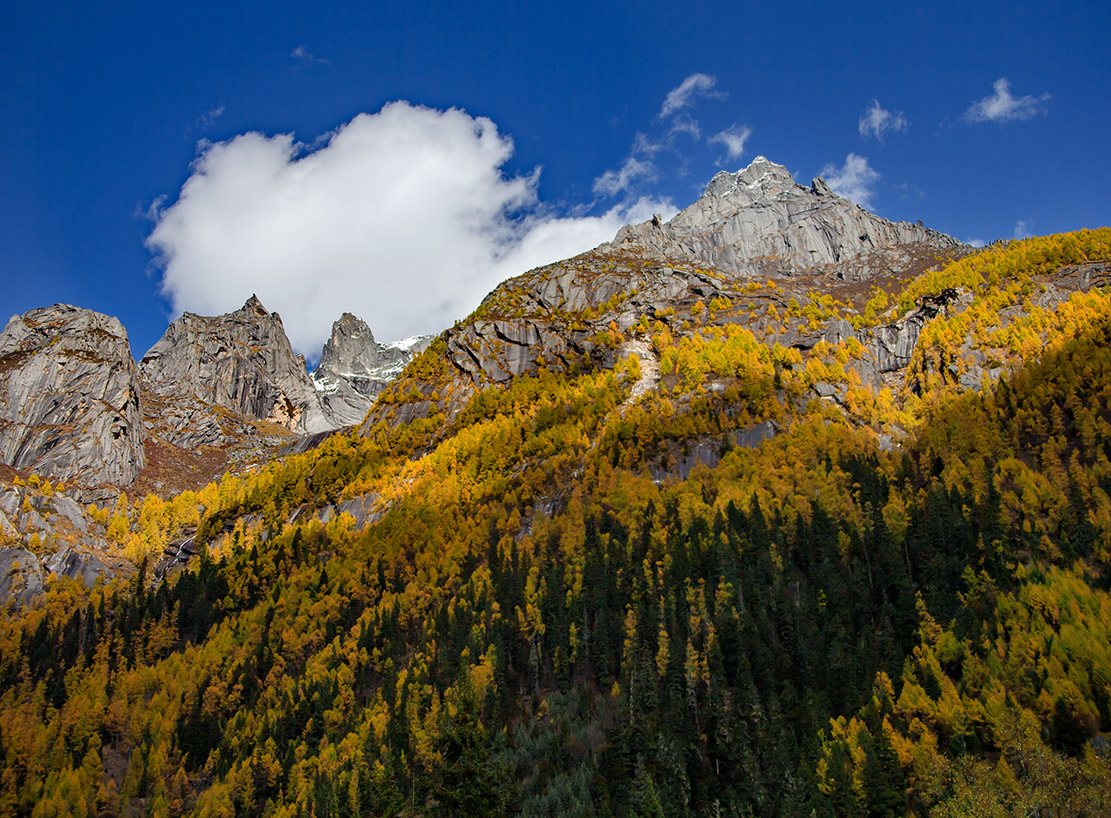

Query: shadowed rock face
[312,313,432,427]
[0,304,145,486]
[140,295,332,437]
[606,156,964,279]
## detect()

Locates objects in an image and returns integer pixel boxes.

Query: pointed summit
[318,313,381,378]
[140,299,331,437]
[607,156,963,279]
[241,294,269,316]
[311,313,432,427]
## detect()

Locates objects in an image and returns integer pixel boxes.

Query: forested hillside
[1,230,1110,817]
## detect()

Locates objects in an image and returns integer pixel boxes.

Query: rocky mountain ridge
[0,296,423,598]
[0,296,420,493]
[139,295,333,445]
[2,156,1085,605]
[606,156,964,279]
[312,313,433,427]
[0,305,145,490]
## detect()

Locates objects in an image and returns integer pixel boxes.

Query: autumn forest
[2,230,1111,817]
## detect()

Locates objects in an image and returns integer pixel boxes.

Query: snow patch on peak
[385,334,433,353]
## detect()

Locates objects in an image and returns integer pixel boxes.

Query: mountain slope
[0,230,1109,817]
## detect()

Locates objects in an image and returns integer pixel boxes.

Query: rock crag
[313,313,431,427]
[140,296,332,441]
[0,305,145,487]
[606,156,964,279]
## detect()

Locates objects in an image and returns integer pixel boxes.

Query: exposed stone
[444,261,728,387]
[0,547,45,607]
[0,304,145,486]
[140,295,332,440]
[0,507,16,538]
[605,156,964,279]
[871,287,971,373]
[45,546,129,589]
[326,493,383,531]
[0,481,138,605]
[313,313,433,427]
[730,421,780,450]
[154,532,198,580]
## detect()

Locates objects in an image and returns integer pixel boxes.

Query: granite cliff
[140,295,332,439]
[313,313,432,427]
[0,305,145,489]
[607,156,963,279]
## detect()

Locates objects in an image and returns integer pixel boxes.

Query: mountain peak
[241,294,270,317]
[704,156,798,200]
[607,155,963,279]
[140,299,331,436]
[0,304,145,487]
[312,314,432,427]
[319,313,379,375]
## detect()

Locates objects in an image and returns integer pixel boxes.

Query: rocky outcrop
[873,288,972,373]
[606,156,964,279]
[436,158,969,398]
[140,296,332,441]
[0,483,131,605]
[0,304,145,487]
[312,313,432,427]
[0,547,45,607]
[445,257,727,386]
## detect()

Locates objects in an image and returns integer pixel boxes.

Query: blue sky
[2,0,1108,359]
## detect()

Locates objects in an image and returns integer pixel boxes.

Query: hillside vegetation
[1,230,1111,817]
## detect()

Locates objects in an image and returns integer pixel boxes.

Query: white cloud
[668,114,702,140]
[593,156,657,197]
[819,153,881,209]
[196,105,225,131]
[291,45,329,66]
[859,100,907,140]
[146,102,673,357]
[709,124,753,160]
[965,237,986,248]
[595,73,735,198]
[631,132,664,157]
[1013,220,1033,239]
[658,73,724,118]
[964,78,1050,123]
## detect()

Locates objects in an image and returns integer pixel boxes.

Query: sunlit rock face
[0,304,145,487]
[139,295,332,440]
[607,156,965,280]
[312,312,432,427]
